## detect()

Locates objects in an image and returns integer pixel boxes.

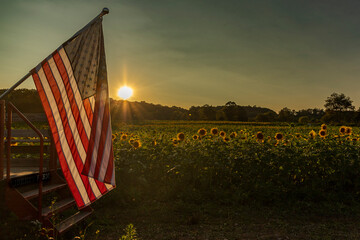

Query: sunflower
[219,131,226,137]
[319,129,326,138]
[321,124,327,130]
[177,132,185,141]
[223,136,230,142]
[172,138,179,146]
[129,139,135,145]
[295,133,301,139]
[339,126,346,135]
[198,128,207,136]
[352,138,358,142]
[152,139,157,146]
[210,128,219,135]
[256,132,264,141]
[240,130,244,134]
[229,132,237,138]
[112,134,116,140]
[309,130,316,139]
[345,127,352,135]
[275,133,283,141]
[121,134,127,141]
[192,135,198,140]
[132,140,141,149]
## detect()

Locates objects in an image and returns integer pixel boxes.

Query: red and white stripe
[32,46,114,209]
[82,82,115,184]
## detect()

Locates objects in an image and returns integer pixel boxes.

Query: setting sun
[117,86,133,100]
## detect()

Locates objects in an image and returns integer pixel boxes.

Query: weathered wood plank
[5,158,50,167]
[5,129,51,138]
[8,145,51,154]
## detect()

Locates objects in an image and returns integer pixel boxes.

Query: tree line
[110,100,278,122]
[1,89,359,125]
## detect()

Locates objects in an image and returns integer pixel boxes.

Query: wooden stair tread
[42,198,75,217]
[6,139,51,143]
[9,171,51,188]
[22,183,67,200]
[56,209,93,234]
[4,167,46,178]
[6,158,50,168]
[5,129,51,138]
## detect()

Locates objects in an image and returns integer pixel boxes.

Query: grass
[3,194,360,239]
[87,197,360,240]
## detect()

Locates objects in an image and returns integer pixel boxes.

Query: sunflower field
[112,121,360,205]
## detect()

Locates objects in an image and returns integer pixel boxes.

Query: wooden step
[56,208,93,234]
[7,158,50,168]
[21,183,67,200]
[4,167,50,179]
[42,198,75,217]
[9,171,51,188]
[6,139,51,143]
[5,129,51,138]
[9,145,51,153]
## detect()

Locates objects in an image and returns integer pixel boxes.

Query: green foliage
[325,92,355,112]
[298,116,309,124]
[0,88,43,113]
[278,107,296,122]
[113,122,360,205]
[120,224,139,240]
[255,111,278,122]
[4,121,360,239]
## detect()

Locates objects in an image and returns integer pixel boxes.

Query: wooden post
[6,106,11,182]
[0,100,4,180]
[38,135,43,219]
[49,135,56,171]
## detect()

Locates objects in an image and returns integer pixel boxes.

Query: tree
[324,93,355,111]
[225,101,237,107]
[216,109,226,120]
[255,111,277,122]
[296,108,325,123]
[278,107,296,122]
[222,102,248,121]
[298,116,309,124]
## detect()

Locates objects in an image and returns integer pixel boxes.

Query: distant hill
[110,99,189,122]
[0,89,277,122]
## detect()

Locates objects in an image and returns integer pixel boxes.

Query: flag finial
[102,8,109,16]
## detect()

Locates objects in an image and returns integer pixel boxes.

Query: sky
[1,0,360,112]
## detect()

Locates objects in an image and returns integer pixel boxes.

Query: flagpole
[0,73,31,100]
[0,8,109,100]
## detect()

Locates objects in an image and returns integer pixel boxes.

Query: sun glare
[117,86,133,100]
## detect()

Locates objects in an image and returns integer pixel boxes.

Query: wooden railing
[6,102,45,219]
[0,100,4,180]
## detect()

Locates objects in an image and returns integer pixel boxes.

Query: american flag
[31,18,115,208]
